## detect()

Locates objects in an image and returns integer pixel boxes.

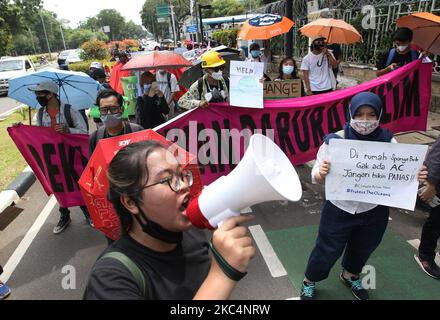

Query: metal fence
[262,0,440,72]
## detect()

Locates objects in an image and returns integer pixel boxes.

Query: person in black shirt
[136,72,170,129]
[89,89,144,246]
[89,89,144,156]
[376,27,420,77]
[84,141,255,299]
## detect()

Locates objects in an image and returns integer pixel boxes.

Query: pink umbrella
[122,51,193,71]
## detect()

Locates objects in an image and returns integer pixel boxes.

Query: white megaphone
[186,134,302,229]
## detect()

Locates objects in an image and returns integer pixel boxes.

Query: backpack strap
[410,49,418,61]
[197,77,204,100]
[125,122,134,134]
[386,48,396,67]
[167,72,172,92]
[37,107,44,126]
[63,104,75,128]
[100,251,148,298]
[96,126,107,144]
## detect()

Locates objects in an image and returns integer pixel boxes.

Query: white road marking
[286,297,300,300]
[0,195,57,283]
[249,224,287,278]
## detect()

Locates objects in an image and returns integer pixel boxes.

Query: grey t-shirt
[83,229,211,300]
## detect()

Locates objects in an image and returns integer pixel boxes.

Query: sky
[42,0,146,28]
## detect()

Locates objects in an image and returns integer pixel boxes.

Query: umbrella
[122,51,193,72]
[300,18,362,44]
[8,68,103,110]
[396,12,440,55]
[78,129,203,240]
[238,14,294,40]
[179,52,242,89]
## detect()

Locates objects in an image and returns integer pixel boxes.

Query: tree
[96,9,126,41]
[67,29,109,49]
[80,40,110,60]
[210,0,246,17]
[0,0,42,56]
[124,20,149,39]
[140,0,211,40]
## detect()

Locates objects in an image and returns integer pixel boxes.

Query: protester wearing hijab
[300,92,428,300]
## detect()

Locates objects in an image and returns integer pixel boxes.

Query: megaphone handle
[209,238,247,281]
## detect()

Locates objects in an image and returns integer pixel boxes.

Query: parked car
[0,57,35,95]
[57,49,82,67]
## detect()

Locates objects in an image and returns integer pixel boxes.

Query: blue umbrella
[7,68,104,110]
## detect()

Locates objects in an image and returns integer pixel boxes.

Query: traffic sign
[186,24,198,33]
[157,17,167,23]
[156,5,170,17]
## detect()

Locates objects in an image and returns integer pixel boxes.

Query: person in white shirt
[301,36,339,96]
[246,42,271,79]
[300,92,428,300]
[155,70,180,119]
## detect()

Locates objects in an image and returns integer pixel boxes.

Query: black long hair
[107,140,165,235]
[277,57,298,80]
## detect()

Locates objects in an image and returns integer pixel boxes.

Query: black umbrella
[179,52,242,89]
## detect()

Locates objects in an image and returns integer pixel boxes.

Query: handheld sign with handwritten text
[264,80,302,99]
[230,61,264,109]
[326,139,428,211]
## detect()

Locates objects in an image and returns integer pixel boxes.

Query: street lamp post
[198,4,212,44]
[59,24,67,50]
[40,13,52,56]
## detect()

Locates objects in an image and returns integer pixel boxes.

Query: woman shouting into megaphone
[84,141,255,300]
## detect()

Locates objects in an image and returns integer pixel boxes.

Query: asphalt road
[0,164,434,300]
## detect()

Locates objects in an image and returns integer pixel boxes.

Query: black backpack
[38,104,89,132]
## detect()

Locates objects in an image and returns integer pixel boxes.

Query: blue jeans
[305,201,389,282]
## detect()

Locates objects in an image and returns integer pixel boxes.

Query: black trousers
[0,265,3,276]
[59,206,89,218]
[419,205,440,262]
[305,201,389,282]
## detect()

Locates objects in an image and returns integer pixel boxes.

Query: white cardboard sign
[326,139,428,211]
[229,61,264,109]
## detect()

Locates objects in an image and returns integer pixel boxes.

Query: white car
[0,57,35,95]
[58,49,82,67]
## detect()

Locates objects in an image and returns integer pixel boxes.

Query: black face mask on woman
[134,205,183,244]
[36,95,50,107]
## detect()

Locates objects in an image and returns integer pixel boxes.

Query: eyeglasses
[212,66,223,72]
[143,169,193,193]
[99,105,121,115]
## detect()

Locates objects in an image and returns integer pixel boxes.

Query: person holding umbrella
[136,72,170,129]
[178,51,229,110]
[376,28,420,77]
[28,81,93,234]
[300,36,339,96]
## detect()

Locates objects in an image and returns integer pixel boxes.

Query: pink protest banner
[157,59,432,185]
[8,125,89,207]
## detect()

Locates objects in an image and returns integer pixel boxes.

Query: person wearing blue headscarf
[300,92,428,300]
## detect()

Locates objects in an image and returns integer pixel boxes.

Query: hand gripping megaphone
[186,134,302,229]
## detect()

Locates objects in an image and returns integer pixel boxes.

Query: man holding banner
[300,92,428,300]
[30,81,93,234]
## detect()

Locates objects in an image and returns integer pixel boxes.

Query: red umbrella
[122,51,193,72]
[78,129,203,240]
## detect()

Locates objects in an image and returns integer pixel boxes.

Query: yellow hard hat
[201,51,226,69]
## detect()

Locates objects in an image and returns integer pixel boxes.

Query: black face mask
[312,44,324,51]
[37,95,49,107]
[134,205,183,244]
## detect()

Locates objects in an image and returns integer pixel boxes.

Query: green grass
[0,108,36,191]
